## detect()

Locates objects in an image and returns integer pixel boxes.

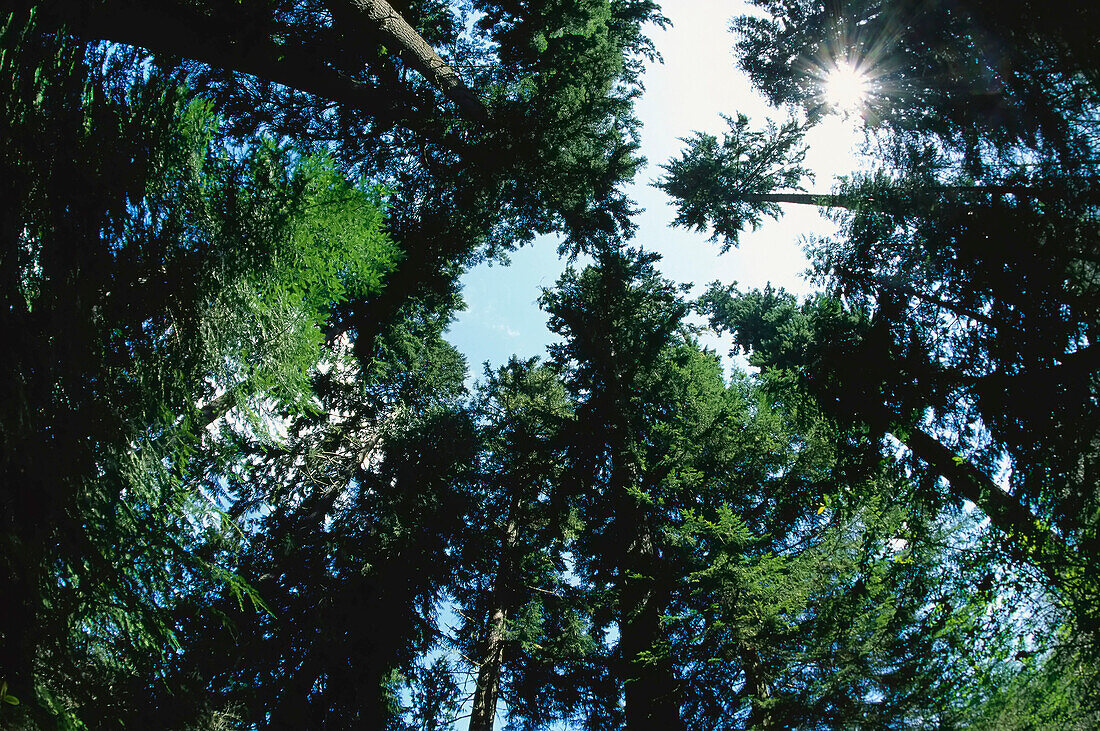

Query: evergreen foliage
[21,0,670,356]
[1,1,1095,729]
[658,1,1100,703]
[0,10,397,725]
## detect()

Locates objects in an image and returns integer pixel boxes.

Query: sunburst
[823,61,871,115]
[801,19,899,121]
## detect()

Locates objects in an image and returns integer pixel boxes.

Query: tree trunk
[37,0,485,123]
[468,604,507,731]
[612,452,684,731]
[468,494,521,731]
[619,527,683,731]
[895,427,1072,586]
[741,192,851,208]
[342,0,486,120]
[740,184,1075,211]
[741,645,774,730]
[0,547,40,722]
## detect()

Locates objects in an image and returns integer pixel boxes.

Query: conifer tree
[0,14,398,724]
[529,247,999,729]
[455,358,576,731]
[656,0,1100,644]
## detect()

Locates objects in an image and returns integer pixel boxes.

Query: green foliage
[136,298,478,730]
[0,12,399,726]
[808,161,1100,534]
[202,141,399,410]
[449,357,591,731]
[959,642,1100,730]
[501,248,995,729]
[656,1,1100,692]
[405,657,464,731]
[468,0,667,251]
[699,279,1100,725]
[7,2,1093,729]
[658,114,812,249]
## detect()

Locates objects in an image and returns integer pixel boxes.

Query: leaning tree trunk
[895,426,1073,587]
[342,0,486,120]
[739,184,1063,211]
[35,0,486,123]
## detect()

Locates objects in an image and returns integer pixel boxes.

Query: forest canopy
[1,1,1098,729]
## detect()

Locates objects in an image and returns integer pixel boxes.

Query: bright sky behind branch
[446,1,866,378]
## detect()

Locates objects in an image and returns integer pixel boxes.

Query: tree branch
[738,184,1095,211]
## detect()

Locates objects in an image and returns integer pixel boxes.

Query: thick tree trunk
[0,548,39,720]
[342,0,486,120]
[611,452,684,731]
[741,646,774,730]
[619,524,683,731]
[468,604,507,731]
[0,469,58,730]
[37,0,485,122]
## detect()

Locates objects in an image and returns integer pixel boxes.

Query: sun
[823,61,871,115]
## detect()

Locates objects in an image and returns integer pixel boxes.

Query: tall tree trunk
[0,468,59,730]
[619,521,683,731]
[739,184,1072,211]
[468,495,520,731]
[468,605,507,731]
[0,535,40,718]
[741,645,774,730]
[741,192,851,208]
[612,452,684,731]
[36,0,485,123]
[341,0,486,120]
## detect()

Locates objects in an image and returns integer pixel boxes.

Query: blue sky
[446,1,865,381]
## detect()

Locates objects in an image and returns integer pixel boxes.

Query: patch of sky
[446,1,867,386]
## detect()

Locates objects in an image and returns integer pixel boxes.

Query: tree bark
[739,184,1082,211]
[741,645,774,730]
[468,492,521,731]
[468,603,506,731]
[341,0,486,120]
[611,452,685,731]
[619,525,683,731]
[38,0,485,123]
[970,343,1100,391]
[741,192,851,208]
